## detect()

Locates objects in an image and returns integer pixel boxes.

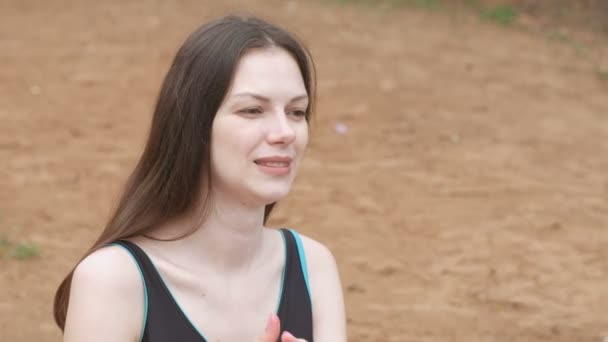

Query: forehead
[227,47,307,99]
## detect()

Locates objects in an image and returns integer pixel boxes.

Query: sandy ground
[1,0,608,341]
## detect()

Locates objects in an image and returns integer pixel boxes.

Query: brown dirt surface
[1,0,608,341]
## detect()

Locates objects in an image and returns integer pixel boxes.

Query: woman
[53,14,346,342]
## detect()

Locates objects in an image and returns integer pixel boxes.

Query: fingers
[256,314,281,342]
[256,315,306,342]
[281,331,307,342]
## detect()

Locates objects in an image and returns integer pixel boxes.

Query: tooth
[260,162,288,167]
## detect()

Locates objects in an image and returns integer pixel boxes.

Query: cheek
[296,125,309,152]
[211,119,258,165]
[210,121,239,170]
[212,116,239,151]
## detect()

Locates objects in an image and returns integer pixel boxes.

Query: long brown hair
[53,14,316,330]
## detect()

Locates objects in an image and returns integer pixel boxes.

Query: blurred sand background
[1,0,608,341]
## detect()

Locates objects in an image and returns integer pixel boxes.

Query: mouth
[254,160,290,167]
[254,156,293,175]
[253,156,293,168]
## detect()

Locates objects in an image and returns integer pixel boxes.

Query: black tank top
[112,228,313,342]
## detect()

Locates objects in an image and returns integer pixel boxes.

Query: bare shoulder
[295,233,338,271]
[72,244,143,293]
[295,232,347,342]
[64,244,144,342]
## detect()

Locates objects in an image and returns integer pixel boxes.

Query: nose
[266,112,296,145]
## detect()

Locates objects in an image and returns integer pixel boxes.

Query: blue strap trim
[133,248,210,342]
[156,273,210,341]
[108,243,149,342]
[288,229,312,301]
[276,230,287,312]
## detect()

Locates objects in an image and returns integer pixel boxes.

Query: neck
[151,192,268,273]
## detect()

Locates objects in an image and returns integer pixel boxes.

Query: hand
[280,331,307,342]
[256,314,307,342]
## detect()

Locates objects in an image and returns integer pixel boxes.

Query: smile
[254,156,293,176]
[254,161,290,167]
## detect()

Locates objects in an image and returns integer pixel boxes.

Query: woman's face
[210,47,309,207]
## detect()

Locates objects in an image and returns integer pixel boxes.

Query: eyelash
[289,110,307,117]
[238,108,307,117]
[239,107,263,115]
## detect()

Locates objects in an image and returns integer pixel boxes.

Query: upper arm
[300,235,347,342]
[63,245,145,342]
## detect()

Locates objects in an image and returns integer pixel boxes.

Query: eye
[288,109,307,118]
[238,107,263,115]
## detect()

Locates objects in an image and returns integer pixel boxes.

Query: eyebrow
[232,92,309,103]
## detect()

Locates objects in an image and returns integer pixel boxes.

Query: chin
[252,185,292,205]
[260,190,291,205]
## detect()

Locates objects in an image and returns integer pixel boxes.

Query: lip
[254,156,293,164]
[254,156,293,176]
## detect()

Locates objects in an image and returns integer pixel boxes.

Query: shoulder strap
[111,240,166,291]
[110,240,208,342]
[277,229,314,341]
[107,240,150,342]
[287,229,312,298]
